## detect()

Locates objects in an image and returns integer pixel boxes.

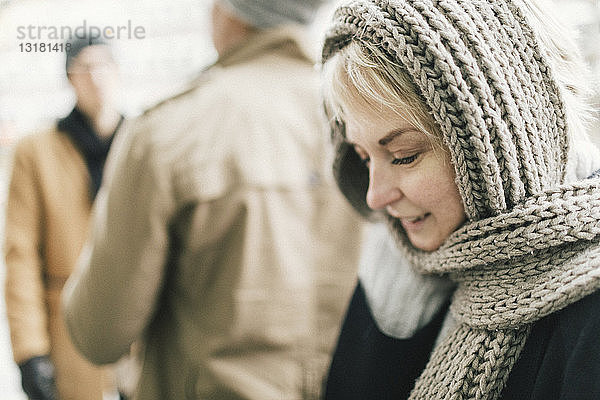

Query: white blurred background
[0,0,599,398]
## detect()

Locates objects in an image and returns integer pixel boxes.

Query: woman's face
[345,108,466,251]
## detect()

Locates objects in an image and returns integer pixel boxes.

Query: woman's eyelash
[391,154,418,165]
[357,153,418,167]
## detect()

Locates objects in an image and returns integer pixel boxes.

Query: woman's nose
[365,161,402,210]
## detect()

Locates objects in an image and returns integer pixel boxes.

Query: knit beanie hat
[65,36,111,74]
[322,0,569,222]
[219,0,327,28]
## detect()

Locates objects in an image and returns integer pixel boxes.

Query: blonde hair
[322,40,443,151]
[321,0,594,151]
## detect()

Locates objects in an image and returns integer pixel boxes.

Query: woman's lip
[386,208,426,221]
[399,213,431,230]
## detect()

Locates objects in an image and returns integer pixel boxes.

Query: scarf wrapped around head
[322,0,600,398]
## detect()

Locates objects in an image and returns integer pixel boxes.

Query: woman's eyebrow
[378,127,413,146]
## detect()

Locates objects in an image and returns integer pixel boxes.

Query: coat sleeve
[62,121,175,365]
[3,140,51,364]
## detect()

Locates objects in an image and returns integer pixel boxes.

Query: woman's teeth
[404,213,430,223]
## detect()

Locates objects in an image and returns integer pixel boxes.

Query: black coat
[324,282,600,400]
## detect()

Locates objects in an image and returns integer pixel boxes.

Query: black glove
[18,355,57,400]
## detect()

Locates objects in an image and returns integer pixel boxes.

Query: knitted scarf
[58,107,122,199]
[387,179,600,399]
[321,0,600,398]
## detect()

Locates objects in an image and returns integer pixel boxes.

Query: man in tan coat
[62,1,363,399]
[4,37,125,399]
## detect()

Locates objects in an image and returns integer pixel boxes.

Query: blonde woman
[320,0,600,399]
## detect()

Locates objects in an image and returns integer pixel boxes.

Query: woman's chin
[407,235,443,252]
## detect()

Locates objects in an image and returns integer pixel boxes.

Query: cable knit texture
[322,0,600,398]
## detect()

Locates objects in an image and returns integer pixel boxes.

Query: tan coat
[4,129,111,399]
[63,28,363,399]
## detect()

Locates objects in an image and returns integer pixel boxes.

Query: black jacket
[324,282,600,400]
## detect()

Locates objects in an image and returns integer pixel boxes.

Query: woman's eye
[391,154,418,165]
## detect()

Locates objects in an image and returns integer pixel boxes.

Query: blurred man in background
[62,1,363,399]
[4,37,126,400]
